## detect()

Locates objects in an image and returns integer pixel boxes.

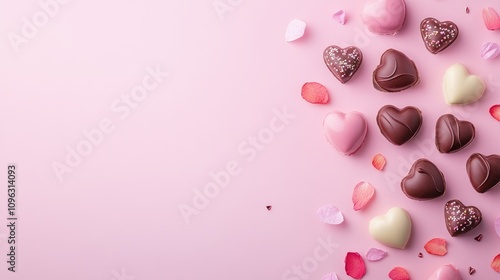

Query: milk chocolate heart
[435,114,475,153]
[444,199,482,237]
[376,105,422,145]
[373,49,419,92]
[323,45,363,84]
[401,159,446,200]
[369,207,412,249]
[466,153,500,193]
[323,111,368,156]
[420,18,459,54]
[443,63,485,105]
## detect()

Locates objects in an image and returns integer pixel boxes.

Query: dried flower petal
[366,248,387,261]
[389,267,410,280]
[481,42,500,60]
[490,105,500,121]
[483,7,500,30]
[301,82,329,104]
[352,182,375,211]
[285,19,306,42]
[492,254,500,272]
[332,10,346,25]
[372,153,386,170]
[322,272,339,280]
[345,252,366,279]
[424,238,448,256]
[317,205,344,225]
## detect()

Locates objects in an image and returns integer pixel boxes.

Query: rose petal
[301,82,329,104]
[365,248,387,261]
[322,272,339,280]
[345,252,366,279]
[352,182,375,211]
[389,267,410,280]
[424,238,448,256]
[372,153,386,170]
[285,19,306,42]
[490,105,500,121]
[317,205,344,225]
[481,42,500,60]
[492,254,500,272]
[483,7,500,30]
[332,10,346,25]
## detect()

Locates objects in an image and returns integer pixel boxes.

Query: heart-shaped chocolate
[361,0,406,35]
[369,207,412,249]
[323,45,363,84]
[435,114,475,153]
[323,111,368,156]
[442,63,485,105]
[373,49,419,92]
[401,159,446,200]
[466,153,500,193]
[376,105,422,145]
[420,18,459,54]
[444,199,482,237]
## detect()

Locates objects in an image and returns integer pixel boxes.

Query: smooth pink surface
[428,264,462,280]
[324,111,368,155]
[361,0,406,35]
[0,0,500,280]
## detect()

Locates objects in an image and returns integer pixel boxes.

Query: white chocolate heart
[443,63,485,105]
[369,207,412,249]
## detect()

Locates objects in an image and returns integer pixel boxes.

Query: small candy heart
[444,199,482,237]
[376,105,422,145]
[428,264,461,280]
[373,49,419,92]
[420,18,459,54]
[401,159,446,200]
[435,114,475,153]
[466,153,500,193]
[443,63,485,105]
[361,0,406,35]
[323,111,368,156]
[369,207,412,249]
[323,45,363,84]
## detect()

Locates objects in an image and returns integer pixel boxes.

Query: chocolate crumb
[266,205,272,211]
[418,252,423,258]
[466,7,470,14]
[474,234,483,241]
[469,266,476,275]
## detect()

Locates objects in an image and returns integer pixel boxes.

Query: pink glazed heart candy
[428,264,461,280]
[361,0,406,35]
[324,111,368,156]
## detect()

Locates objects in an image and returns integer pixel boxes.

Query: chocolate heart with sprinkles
[420,18,459,54]
[444,199,482,237]
[323,45,363,84]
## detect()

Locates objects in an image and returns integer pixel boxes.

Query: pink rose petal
[366,248,388,261]
[332,10,346,25]
[352,181,375,211]
[481,42,500,60]
[285,19,306,42]
[345,252,366,279]
[317,205,344,225]
[322,272,339,280]
[490,105,500,121]
[495,217,500,237]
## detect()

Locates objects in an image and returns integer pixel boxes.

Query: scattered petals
[285,19,306,42]
[466,7,470,14]
[345,252,366,279]
[474,234,483,241]
[372,153,386,170]
[490,105,500,122]
[424,238,448,256]
[418,252,423,258]
[492,254,500,272]
[352,181,375,211]
[266,205,272,211]
[366,248,387,261]
[317,205,344,225]
[322,272,339,280]
[332,10,346,25]
[301,82,329,104]
[469,266,476,275]
[483,7,500,30]
[481,42,500,60]
[388,267,410,280]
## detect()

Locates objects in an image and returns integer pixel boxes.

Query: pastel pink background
[0,0,500,279]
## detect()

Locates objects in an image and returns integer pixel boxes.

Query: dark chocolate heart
[373,49,419,92]
[376,105,423,145]
[444,199,482,237]
[401,159,446,200]
[323,45,363,84]
[466,153,500,193]
[420,18,459,54]
[435,114,475,153]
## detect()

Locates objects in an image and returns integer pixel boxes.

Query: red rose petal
[490,105,500,121]
[483,7,500,30]
[492,254,500,272]
[388,267,410,280]
[301,82,329,104]
[352,182,375,211]
[372,153,386,170]
[424,238,448,256]
[345,252,366,279]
